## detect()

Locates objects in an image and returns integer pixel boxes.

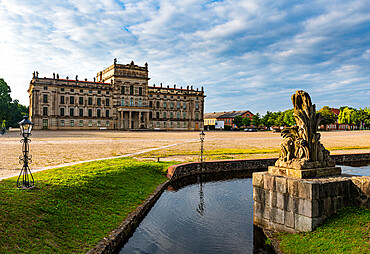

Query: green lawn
[0,158,173,253]
[276,207,370,253]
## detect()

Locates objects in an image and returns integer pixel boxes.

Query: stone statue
[275,90,335,170]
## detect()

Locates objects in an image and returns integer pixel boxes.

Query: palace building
[28,59,205,131]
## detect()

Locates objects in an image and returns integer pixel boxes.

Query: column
[139,112,142,128]
[146,112,149,129]
[118,110,121,129]
[129,111,132,129]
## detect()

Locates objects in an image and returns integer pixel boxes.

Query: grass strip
[138,146,370,158]
[0,157,174,254]
[276,206,370,254]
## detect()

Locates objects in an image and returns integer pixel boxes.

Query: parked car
[244,128,257,132]
[272,128,281,133]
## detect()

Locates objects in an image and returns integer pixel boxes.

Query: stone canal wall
[167,153,370,181]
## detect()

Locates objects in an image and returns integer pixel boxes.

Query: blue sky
[1,0,369,114]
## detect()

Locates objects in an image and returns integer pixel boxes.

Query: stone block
[270,191,277,207]
[285,211,295,228]
[276,192,286,210]
[323,197,334,216]
[286,195,296,212]
[263,174,276,191]
[287,179,298,196]
[253,187,265,203]
[297,198,319,217]
[298,181,313,200]
[253,202,263,219]
[265,189,271,207]
[252,172,265,187]
[276,177,287,193]
[295,214,313,232]
[263,206,271,220]
[270,207,285,224]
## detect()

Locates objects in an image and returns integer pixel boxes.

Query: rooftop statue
[275,90,335,170]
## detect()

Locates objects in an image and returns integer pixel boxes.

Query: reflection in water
[197,175,205,216]
[120,173,268,254]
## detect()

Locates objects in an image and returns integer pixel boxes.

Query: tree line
[232,106,370,129]
[0,78,29,128]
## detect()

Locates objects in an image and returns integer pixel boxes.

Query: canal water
[120,164,370,254]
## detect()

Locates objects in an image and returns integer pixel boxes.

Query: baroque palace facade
[28,59,205,130]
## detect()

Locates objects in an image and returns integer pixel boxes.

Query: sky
[0,0,369,115]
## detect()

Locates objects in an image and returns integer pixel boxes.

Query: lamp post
[17,116,34,189]
[199,130,205,163]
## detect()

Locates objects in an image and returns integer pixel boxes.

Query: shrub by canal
[0,158,173,254]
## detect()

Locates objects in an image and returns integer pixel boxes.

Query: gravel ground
[1,129,369,179]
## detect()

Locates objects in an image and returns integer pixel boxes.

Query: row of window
[42,107,110,118]
[60,120,110,127]
[120,98,143,107]
[149,94,200,100]
[121,85,143,96]
[148,101,198,110]
[149,111,199,120]
[152,121,186,128]
[60,88,110,95]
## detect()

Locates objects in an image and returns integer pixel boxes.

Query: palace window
[106,110,110,118]
[196,102,199,110]
[177,112,180,119]
[61,88,64,92]
[195,113,199,120]
[70,120,74,127]
[183,112,186,119]
[121,98,125,106]
[70,108,74,116]
[80,89,83,93]
[43,94,48,103]
[44,86,48,90]
[79,97,83,104]
[156,101,160,108]
[183,102,186,109]
[156,112,159,119]
[43,107,48,116]
[60,120,65,127]
[149,112,152,119]
[88,97,92,105]
[177,122,180,128]
[163,112,167,119]
[130,85,134,95]
[71,89,74,92]
[163,102,167,109]
[139,99,142,107]
[156,122,160,128]
[97,121,101,127]
[106,98,109,106]
[149,101,152,107]
[89,90,92,93]
[60,108,65,116]
[97,109,101,118]
[170,102,173,109]
[170,112,173,119]
[97,98,101,106]
[79,108,83,117]
[130,98,134,106]
[164,122,167,128]
[88,109,92,117]
[121,86,125,95]
[139,87,142,96]
[171,122,173,128]
[88,120,92,127]
[70,96,75,104]
[177,102,180,109]
[106,121,110,127]
[79,120,83,127]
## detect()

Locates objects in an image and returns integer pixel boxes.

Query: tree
[243,116,251,127]
[232,116,244,129]
[283,109,295,126]
[251,113,261,127]
[261,111,274,129]
[338,107,355,124]
[0,78,29,128]
[319,106,338,125]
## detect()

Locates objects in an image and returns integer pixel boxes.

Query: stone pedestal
[253,172,352,233]
[268,166,341,179]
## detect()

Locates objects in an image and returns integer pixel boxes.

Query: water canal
[120,164,370,254]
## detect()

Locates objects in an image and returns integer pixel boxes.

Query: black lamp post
[199,130,205,163]
[17,116,34,189]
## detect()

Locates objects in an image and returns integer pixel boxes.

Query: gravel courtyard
[1,129,369,179]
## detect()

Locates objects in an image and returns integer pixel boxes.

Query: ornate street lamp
[17,116,34,189]
[199,130,205,163]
